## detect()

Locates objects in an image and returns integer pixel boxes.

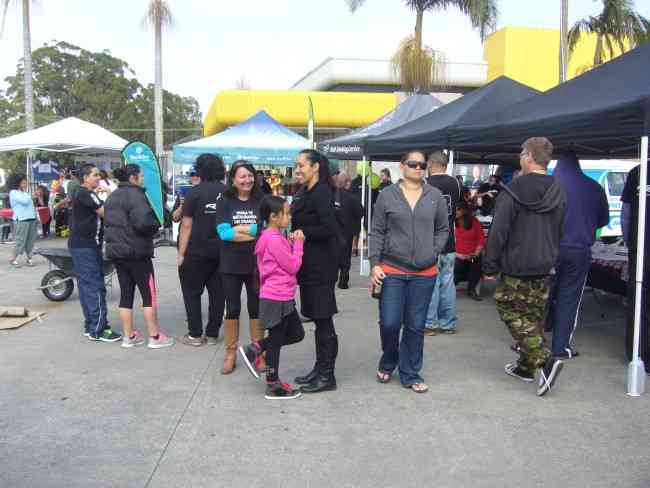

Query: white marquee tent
[0,117,128,154]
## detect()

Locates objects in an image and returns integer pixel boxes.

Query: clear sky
[1,0,649,117]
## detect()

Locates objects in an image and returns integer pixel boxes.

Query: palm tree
[2,0,35,183]
[568,0,650,67]
[143,0,173,159]
[347,0,498,93]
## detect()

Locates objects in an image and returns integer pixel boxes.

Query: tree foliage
[0,40,202,176]
[347,0,498,93]
[569,0,650,66]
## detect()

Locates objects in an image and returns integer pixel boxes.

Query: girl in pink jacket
[239,196,305,400]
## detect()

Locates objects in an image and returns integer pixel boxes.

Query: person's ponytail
[113,164,141,183]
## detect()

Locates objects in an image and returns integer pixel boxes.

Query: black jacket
[104,183,159,260]
[483,173,566,278]
[335,188,364,237]
[291,183,341,286]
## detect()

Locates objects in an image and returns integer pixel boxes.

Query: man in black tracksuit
[334,172,364,289]
[177,154,227,346]
[484,137,567,397]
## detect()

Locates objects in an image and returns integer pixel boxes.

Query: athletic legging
[221,273,259,320]
[114,259,157,309]
[259,310,305,382]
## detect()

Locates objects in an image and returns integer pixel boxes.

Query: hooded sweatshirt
[553,154,609,249]
[483,173,566,278]
[369,182,449,273]
[255,227,304,302]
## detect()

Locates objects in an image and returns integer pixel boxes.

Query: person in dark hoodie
[370,150,449,393]
[104,164,174,349]
[547,153,609,359]
[483,137,567,397]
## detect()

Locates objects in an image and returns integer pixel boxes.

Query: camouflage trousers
[495,275,551,373]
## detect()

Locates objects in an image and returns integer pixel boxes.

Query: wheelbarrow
[33,248,115,302]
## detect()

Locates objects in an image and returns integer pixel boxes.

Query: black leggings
[222,273,259,320]
[114,259,156,309]
[259,310,305,382]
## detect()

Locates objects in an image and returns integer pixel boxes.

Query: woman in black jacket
[104,164,174,349]
[291,149,341,393]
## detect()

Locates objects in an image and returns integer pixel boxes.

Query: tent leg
[627,135,648,397]
[447,149,455,176]
[360,156,370,277]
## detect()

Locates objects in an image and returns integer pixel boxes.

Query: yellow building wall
[203,91,398,136]
[485,27,631,92]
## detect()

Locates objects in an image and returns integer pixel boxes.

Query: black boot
[301,334,338,393]
[337,271,349,290]
[295,334,320,385]
[468,287,482,302]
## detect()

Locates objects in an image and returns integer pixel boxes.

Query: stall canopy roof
[0,117,128,154]
[449,41,650,159]
[364,76,540,159]
[317,93,443,159]
[174,110,310,166]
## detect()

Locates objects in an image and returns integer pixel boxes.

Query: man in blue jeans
[425,151,462,335]
[69,164,121,342]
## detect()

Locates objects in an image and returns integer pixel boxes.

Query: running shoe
[148,331,175,349]
[264,381,302,400]
[122,330,146,348]
[553,347,580,359]
[239,342,264,380]
[504,363,535,383]
[89,329,122,342]
[537,358,563,397]
[181,334,203,347]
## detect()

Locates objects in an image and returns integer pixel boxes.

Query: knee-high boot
[300,334,338,393]
[221,319,239,375]
[295,333,320,385]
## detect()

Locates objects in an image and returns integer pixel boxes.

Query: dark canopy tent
[449,41,650,159]
[364,76,540,161]
[445,42,649,396]
[317,93,442,160]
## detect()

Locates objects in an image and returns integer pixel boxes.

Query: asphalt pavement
[0,237,648,488]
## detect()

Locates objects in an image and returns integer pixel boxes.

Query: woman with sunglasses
[369,150,449,393]
[216,160,264,374]
[291,149,341,393]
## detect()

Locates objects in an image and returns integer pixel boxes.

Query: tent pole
[360,156,370,276]
[627,135,648,397]
[447,149,455,176]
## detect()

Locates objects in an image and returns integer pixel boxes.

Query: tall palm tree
[568,0,649,67]
[2,0,35,183]
[143,0,173,159]
[347,0,498,93]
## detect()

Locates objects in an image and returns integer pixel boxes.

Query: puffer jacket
[104,183,159,260]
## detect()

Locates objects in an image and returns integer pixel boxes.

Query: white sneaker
[122,330,146,348]
[148,331,174,349]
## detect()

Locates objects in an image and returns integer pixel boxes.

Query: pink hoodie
[255,228,304,301]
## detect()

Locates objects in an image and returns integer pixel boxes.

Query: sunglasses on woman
[404,160,428,170]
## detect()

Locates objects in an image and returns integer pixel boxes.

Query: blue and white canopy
[173,110,310,166]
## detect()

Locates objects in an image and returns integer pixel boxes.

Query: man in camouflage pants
[494,276,551,372]
[483,137,567,397]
